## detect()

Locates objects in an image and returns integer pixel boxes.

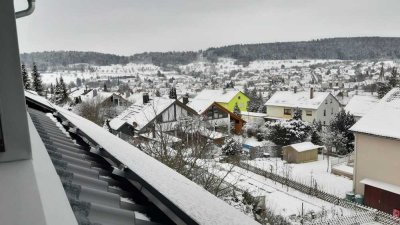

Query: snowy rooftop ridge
[109,97,175,131]
[265,90,330,109]
[350,88,400,140]
[344,95,379,117]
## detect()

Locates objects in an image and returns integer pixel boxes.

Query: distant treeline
[20,51,199,70]
[204,37,400,64]
[20,37,400,70]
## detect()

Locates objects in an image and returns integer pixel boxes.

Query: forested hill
[20,37,400,69]
[20,51,199,70]
[204,37,400,62]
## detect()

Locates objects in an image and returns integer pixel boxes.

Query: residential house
[109,93,197,140]
[350,88,400,214]
[188,99,246,135]
[265,88,340,125]
[71,88,131,107]
[344,95,379,121]
[191,89,250,113]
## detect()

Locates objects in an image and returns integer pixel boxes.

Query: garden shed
[282,142,323,163]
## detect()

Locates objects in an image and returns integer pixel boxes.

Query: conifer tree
[31,63,43,95]
[169,87,177,99]
[233,103,241,116]
[389,67,398,88]
[59,76,69,103]
[328,109,356,154]
[103,83,108,92]
[21,64,31,89]
[293,107,302,120]
[50,83,54,95]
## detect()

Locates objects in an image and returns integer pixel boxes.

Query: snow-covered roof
[69,88,87,98]
[287,142,323,152]
[265,91,330,109]
[55,106,260,225]
[344,95,379,117]
[25,90,55,109]
[350,88,400,140]
[109,97,175,131]
[361,178,400,195]
[188,89,241,114]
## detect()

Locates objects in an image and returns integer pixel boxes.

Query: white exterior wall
[266,106,293,120]
[354,133,400,195]
[314,94,341,125]
[266,94,340,125]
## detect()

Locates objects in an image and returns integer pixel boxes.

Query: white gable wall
[314,94,341,125]
[158,103,189,132]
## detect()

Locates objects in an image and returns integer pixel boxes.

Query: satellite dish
[132,122,138,128]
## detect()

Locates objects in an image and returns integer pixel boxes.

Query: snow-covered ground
[203,161,356,223]
[245,155,353,198]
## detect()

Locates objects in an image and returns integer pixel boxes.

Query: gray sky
[15,0,400,55]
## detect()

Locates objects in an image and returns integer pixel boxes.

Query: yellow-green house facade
[217,91,250,113]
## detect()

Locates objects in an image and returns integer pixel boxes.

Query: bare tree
[133,103,240,197]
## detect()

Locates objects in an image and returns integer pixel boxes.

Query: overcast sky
[15,0,400,55]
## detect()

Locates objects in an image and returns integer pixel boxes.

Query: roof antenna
[15,0,36,19]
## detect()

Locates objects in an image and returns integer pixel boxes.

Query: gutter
[15,0,36,19]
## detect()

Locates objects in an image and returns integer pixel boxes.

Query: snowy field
[204,161,356,223]
[245,155,353,198]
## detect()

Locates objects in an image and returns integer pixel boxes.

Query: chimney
[143,93,149,104]
[310,87,314,99]
[293,86,297,93]
[183,93,189,105]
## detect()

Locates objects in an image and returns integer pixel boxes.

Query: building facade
[265,89,340,125]
[351,88,400,215]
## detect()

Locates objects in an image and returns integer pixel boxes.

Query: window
[238,96,241,100]
[323,121,326,125]
[284,108,291,115]
[207,110,213,120]
[207,106,227,120]
[325,100,327,104]
[0,112,4,152]
[331,108,334,115]
[306,110,312,116]
[330,99,332,104]
[323,109,326,116]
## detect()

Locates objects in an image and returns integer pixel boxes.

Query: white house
[350,88,400,214]
[265,88,341,125]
